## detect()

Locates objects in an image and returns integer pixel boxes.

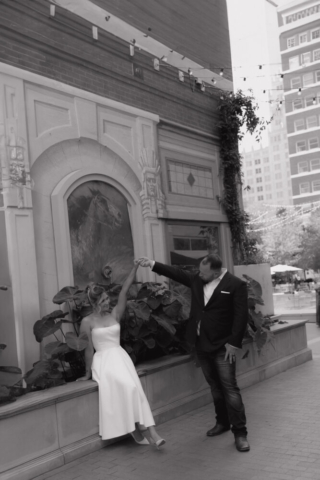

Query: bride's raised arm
[113,260,139,322]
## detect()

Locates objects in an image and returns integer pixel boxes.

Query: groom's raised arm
[138,257,195,288]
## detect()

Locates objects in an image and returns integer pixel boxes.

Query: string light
[298,88,302,95]
[220,68,224,76]
[161,56,168,62]
[313,97,317,104]
[243,77,246,81]
[188,68,193,76]
[92,26,98,41]
[49,4,55,17]
[211,78,217,85]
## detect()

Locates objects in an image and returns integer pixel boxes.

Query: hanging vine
[217,90,271,265]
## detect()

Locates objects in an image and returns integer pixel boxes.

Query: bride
[77,260,165,448]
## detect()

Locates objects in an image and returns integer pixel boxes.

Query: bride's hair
[86,283,108,313]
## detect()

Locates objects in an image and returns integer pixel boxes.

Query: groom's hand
[224,343,238,364]
[137,257,153,268]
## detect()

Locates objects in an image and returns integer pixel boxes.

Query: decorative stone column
[0,73,40,372]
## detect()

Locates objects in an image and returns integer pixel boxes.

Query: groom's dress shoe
[235,436,250,452]
[206,424,230,437]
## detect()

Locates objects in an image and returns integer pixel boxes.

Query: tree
[296,210,320,270]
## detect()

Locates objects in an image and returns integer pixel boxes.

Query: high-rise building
[242,100,292,209]
[278,0,320,205]
[231,0,292,210]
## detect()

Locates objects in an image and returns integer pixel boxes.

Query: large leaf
[152,314,176,335]
[249,310,265,330]
[163,299,182,319]
[33,319,63,343]
[42,310,69,322]
[0,366,22,387]
[161,290,174,305]
[147,296,161,310]
[45,341,71,358]
[0,385,15,405]
[24,360,53,386]
[142,337,156,349]
[243,274,264,306]
[65,332,89,351]
[52,286,79,304]
[127,301,151,322]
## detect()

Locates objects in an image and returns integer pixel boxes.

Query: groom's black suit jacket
[152,262,248,353]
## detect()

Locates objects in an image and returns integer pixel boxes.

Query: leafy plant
[0,343,24,406]
[241,274,275,355]
[51,281,191,366]
[26,308,89,391]
[218,90,271,265]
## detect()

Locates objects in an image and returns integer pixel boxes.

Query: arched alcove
[31,138,144,315]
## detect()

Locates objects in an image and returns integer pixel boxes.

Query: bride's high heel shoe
[140,429,165,449]
[130,431,150,445]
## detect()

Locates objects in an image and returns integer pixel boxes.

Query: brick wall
[91,0,233,82]
[0,0,225,136]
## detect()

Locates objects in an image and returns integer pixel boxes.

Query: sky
[226,0,295,148]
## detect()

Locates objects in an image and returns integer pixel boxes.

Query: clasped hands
[134,257,153,268]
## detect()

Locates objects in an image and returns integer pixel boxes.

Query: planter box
[0,320,312,480]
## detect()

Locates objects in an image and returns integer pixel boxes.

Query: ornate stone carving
[138,148,166,218]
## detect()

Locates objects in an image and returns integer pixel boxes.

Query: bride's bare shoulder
[81,315,93,329]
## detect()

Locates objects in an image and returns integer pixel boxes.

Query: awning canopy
[270,264,303,274]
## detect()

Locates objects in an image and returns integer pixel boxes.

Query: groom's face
[199,262,221,284]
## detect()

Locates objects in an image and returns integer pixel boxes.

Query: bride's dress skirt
[91,323,154,440]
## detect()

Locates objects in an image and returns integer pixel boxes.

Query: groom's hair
[201,254,222,270]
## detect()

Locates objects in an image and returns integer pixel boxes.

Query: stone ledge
[0,319,309,421]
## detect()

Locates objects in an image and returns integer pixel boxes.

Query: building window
[257,195,264,201]
[299,32,308,43]
[274,154,280,161]
[314,49,320,62]
[316,71,320,82]
[287,37,296,48]
[305,96,315,107]
[312,180,320,191]
[291,77,301,89]
[309,137,319,149]
[312,29,320,40]
[247,170,253,176]
[296,140,307,152]
[167,160,214,198]
[293,98,303,110]
[302,52,312,65]
[275,182,282,189]
[264,166,270,173]
[266,193,273,199]
[254,159,261,165]
[275,173,282,179]
[289,55,300,69]
[263,157,269,163]
[275,164,281,170]
[300,182,310,194]
[307,116,317,128]
[257,186,263,192]
[294,118,305,131]
[303,72,314,86]
[265,176,271,181]
[246,161,252,167]
[298,161,308,173]
[273,145,280,151]
[256,177,262,183]
[311,159,320,170]
[255,168,261,173]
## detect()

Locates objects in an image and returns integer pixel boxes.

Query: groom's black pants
[196,347,247,437]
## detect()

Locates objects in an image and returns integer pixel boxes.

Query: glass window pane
[190,238,208,251]
[173,238,190,250]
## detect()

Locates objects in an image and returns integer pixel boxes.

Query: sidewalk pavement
[34,324,320,480]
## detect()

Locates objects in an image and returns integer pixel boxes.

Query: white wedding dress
[91,323,155,440]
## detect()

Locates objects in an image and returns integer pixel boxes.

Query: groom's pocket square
[221,291,230,294]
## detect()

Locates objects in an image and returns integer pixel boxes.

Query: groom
[138,254,250,452]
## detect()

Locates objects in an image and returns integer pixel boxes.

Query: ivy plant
[218,90,271,265]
